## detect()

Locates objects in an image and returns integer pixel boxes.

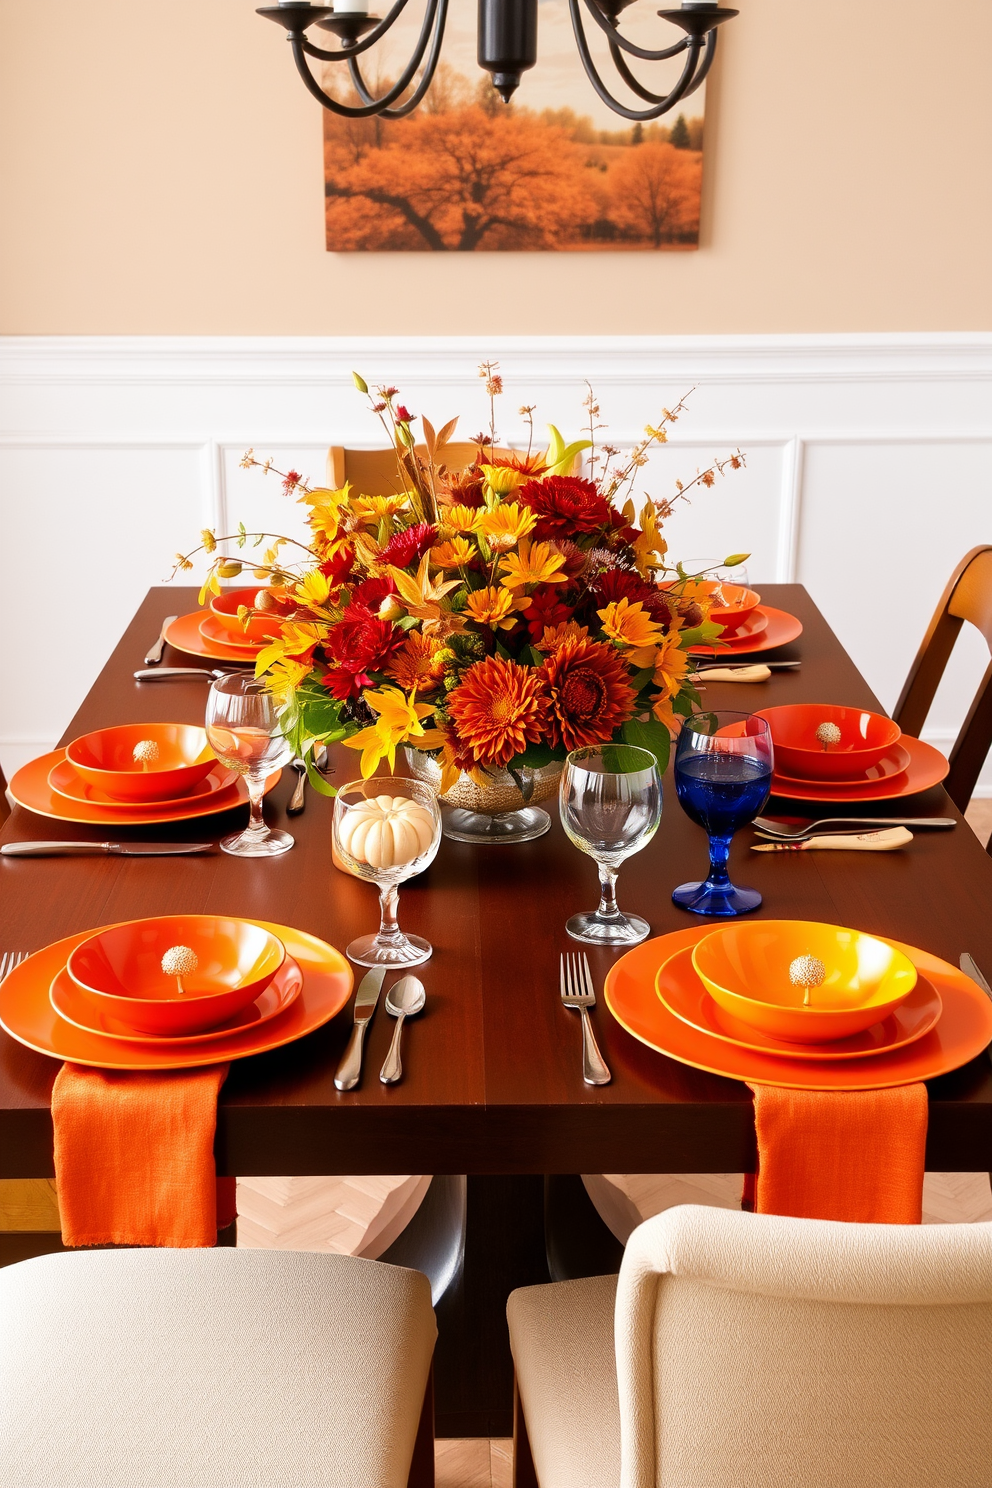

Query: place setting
[754,702,950,805]
[668,568,804,664]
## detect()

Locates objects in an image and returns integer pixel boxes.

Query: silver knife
[0,841,214,857]
[960,954,992,1066]
[144,616,178,665]
[134,667,228,682]
[696,660,801,671]
[334,966,387,1091]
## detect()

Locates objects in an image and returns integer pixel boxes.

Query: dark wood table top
[3,585,992,1179]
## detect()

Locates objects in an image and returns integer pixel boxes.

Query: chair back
[0,760,9,828]
[327,443,514,495]
[615,1204,992,1488]
[894,545,992,810]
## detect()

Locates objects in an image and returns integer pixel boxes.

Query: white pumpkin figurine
[337,794,436,871]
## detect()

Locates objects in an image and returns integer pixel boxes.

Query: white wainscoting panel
[1,334,990,790]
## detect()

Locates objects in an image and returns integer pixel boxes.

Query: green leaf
[494,639,511,661]
[630,666,655,695]
[679,619,723,648]
[305,758,337,797]
[506,740,559,770]
[621,714,671,774]
[352,371,369,394]
[723,552,751,568]
[526,645,545,668]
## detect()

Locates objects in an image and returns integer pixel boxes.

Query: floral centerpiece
[173,368,745,830]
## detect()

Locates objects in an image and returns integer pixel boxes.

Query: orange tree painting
[323,73,703,253]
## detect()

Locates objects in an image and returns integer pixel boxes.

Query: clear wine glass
[560,744,662,946]
[672,709,773,916]
[205,672,294,858]
[333,777,442,968]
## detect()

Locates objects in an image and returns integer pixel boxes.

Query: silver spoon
[379,975,426,1085]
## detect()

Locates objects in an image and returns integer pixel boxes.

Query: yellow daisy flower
[431,537,476,570]
[478,502,536,552]
[652,629,691,698]
[597,597,664,651]
[463,586,521,631]
[480,464,525,497]
[443,504,484,534]
[499,538,568,592]
[342,686,436,778]
[352,492,411,525]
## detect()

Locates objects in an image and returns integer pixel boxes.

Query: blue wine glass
[672,710,773,916]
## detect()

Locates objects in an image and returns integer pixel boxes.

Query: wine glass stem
[597,866,622,920]
[706,832,733,887]
[376,884,406,946]
[245,773,268,836]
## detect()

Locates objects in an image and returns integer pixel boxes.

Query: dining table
[3,582,992,1435]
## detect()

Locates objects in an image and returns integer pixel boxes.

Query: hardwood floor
[436,1438,512,1488]
[965,796,992,846]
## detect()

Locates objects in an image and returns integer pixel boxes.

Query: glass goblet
[205,672,294,858]
[672,709,773,916]
[560,744,662,946]
[333,777,442,968]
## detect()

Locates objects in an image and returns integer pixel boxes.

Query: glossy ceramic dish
[67,916,286,1036]
[9,750,280,826]
[773,743,911,789]
[209,587,292,644]
[605,925,992,1090]
[768,736,949,803]
[163,612,259,663]
[655,946,941,1060]
[756,704,902,781]
[50,956,303,1044]
[65,723,216,802]
[688,606,803,658]
[199,613,266,652]
[692,919,918,1043]
[662,580,760,635]
[48,757,238,811]
[0,921,352,1070]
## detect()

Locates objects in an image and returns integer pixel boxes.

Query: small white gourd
[338,794,435,870]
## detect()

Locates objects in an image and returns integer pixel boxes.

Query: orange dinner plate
[49,955,303,1044]
[163,612,258,663]
[769,736,948,803]
[605,924,992,1090]
[689,606,802,658]
[10,750,279,826]
[0,922,351,1070]
[49,757,239,811]
[198,612,266,652]
[773,742,911,789]
[655,945,942,1061]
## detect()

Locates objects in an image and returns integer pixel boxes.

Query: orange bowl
[209,587,293,644]
[65,724,216,802]
[757,704,902,781]
[692,919,918,1044]
[662,579,760,635]
[66,915,286,1036]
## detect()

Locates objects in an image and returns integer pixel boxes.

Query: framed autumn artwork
[323,0,706,252]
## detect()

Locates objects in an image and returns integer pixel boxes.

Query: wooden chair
[0,760,9,828]
[327,442,514,495]
[1,1247,437,1487]
[894,545,992,815]
[508,1203,992,1488]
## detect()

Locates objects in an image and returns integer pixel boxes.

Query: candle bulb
[334,0,370,13]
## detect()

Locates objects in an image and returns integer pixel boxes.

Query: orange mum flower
[540,635,637,752]
[534,620,589,654]
[446,655,549,768]
[384,631,445,693]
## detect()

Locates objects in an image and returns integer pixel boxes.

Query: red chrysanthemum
[523,585,574,641]
[446,655,550,769]
[320,545,355,587]
[350,574,396,612]
[378,522,437,570]
[591,567,674,629]
[517,476,613,541]
[321,606,404,700]
[540,635,637,752]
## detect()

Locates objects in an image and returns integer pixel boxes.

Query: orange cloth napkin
[52,1063,236,1248]
[742,1082,928,1223]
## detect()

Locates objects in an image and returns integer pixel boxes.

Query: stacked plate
[605,920,992,1090]
[164,587,294,663]
[0,915,352,1070]
[9,722,281,826]
[756,704,949,804]
[669,581,804,658]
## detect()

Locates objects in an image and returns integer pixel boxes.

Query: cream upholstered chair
[0,1248,436,1488]
[508,1203,992,1488]
[327,442,513,495]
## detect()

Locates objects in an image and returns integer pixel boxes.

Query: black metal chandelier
[258,0,737,120]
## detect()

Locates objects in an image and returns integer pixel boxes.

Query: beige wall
[1,0,989,335]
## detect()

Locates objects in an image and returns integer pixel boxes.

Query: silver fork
[560,952,611,1087]
[287,745,331,814]
[0,951,30,981]
[753,814,956,841]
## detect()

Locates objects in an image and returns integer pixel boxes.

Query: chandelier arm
[290,35,429,117]
[679,29,717,96]
[347,0,449,119]
[607,26,714,106]
[298,0,411,64]
[569,0,703,122]
[580,0,690,62]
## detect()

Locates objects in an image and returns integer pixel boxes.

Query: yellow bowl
[691,920,918,1044]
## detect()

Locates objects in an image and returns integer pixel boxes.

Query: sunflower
[463,585,520,632]
[478,502,536,552]
[540,635,637,752]
[430,537,476,570]
[384,631,446,693]
[597,597,664,651]
[446,655,549,768]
